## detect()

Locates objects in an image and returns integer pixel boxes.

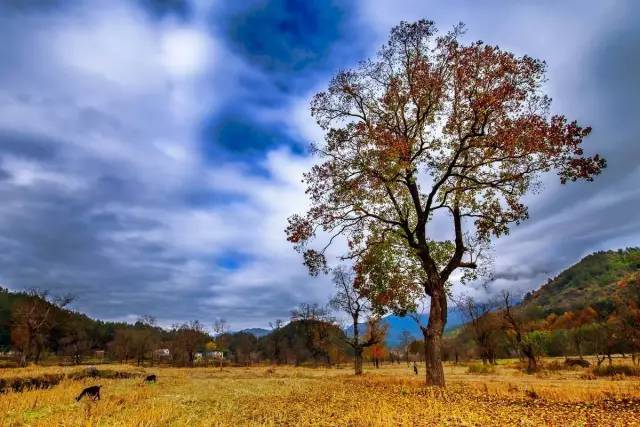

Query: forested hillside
[0,289,352,367]
[0,288,137,353]
[520,248,640,316]
[450,248,640,366]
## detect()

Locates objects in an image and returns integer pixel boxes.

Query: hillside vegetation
[521,248,640,315]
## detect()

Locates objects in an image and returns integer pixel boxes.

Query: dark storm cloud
[138,0,192,20]
[0,166,10,181]
[200,0,369,160]
[0,130,60,161]
[202,111,303,159]
[221,0,357,76]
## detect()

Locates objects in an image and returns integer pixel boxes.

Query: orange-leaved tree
[286,20,605,386]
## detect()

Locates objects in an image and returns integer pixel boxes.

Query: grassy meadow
[1,358,639,426]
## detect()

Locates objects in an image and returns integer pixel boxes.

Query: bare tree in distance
[456,295,500,365]
[269,319,285,364]
[131,315,159,366]
[400,330,413,366]
[213,318,228,335]
[291,303,330,322]
[10,289,74,366]
[213,318,229,369]
[291,303,336,366]
[501,291,538,372]
[329,266,386,375]
[174,320,206,367]
[60,318,91,365]
[138,315,157,327]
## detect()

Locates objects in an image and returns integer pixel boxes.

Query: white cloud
[0,0,337,329]
[161,27,213,77]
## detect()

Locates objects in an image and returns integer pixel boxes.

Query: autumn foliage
[287,20,604,386]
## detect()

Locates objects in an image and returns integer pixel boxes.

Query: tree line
[450,271,640,370]
[3,263,637,374]
[0,282,386,370]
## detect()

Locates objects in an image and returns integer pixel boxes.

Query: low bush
[466,363,496,374]
[544,361,565,371]
[0,373,64,393]
[1,368,141,393]
[592,364,640,377]
[67,368,140,380]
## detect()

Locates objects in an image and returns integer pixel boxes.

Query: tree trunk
[274,341,280,365]
[424,331,445,386]
[522,344,537,373]
[354,347,363,375]
[526,354,537,372]
[423,288,446,387]
[578,343,583,360]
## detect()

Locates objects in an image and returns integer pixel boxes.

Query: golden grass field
[1,359,639,426]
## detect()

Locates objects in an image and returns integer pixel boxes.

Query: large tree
[286,20,604,386]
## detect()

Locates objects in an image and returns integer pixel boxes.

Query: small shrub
[592,365,640,377]
[67,368,140,380]
[534,370,550,379]
[564,358,590,368]
[0,373,64,393]
[466,363,496,374]
[525,389,539,400]
[544,361,565,371]
[580,372,597,380]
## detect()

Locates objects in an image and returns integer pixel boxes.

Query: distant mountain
[240,327,270,338]
[345,310,465,347]
[520,247,640,316]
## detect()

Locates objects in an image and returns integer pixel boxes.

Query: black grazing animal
[144,374,157,383]
[76,385,101,401]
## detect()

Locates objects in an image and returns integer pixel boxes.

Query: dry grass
[0,360,639,426]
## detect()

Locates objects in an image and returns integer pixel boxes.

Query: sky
[0,0,638,331]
